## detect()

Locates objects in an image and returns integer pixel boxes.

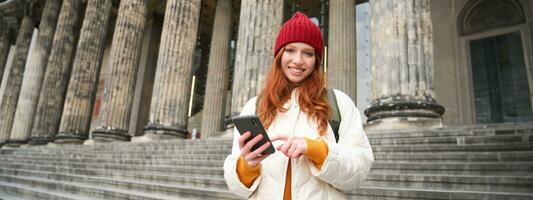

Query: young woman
[224,12,374,199]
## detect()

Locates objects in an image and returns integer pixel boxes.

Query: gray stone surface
[0,21,10,86]
[201,0,233,138]
[144,0,202,139]
[9,0,63,146]
[56,0,113,144]
[328,0,357,101]
[366,0,444,130]
[0,124,532,199]
[0,16,34,145]
[92,0,148,142]
[230,0,283,114]
[29,0,83,145]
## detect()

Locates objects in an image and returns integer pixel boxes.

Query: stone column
[327,0,357,101]
[8,0,62,146]
[0,16,34,145]
[0,21,10,84]
[91,0,147,142]
[365,0,445,130]
[55,0,112,144]
[28,0,83,145]
[230,0,284,114]
[143,0,202,140]
[200,0,233,138]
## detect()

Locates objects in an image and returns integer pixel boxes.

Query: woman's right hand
[239,131,272,167]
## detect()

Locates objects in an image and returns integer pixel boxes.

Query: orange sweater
[236,138,329,199]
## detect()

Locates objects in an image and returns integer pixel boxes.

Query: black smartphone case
[232,115,275,154]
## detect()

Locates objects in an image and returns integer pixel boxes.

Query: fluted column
[0,16,34,145]
[327,0,357,101]
[230,0,284,114]
[92,0,147,142]
[143,0,202,139]
[0,21,10,84]
[55,0,112,144]
[200,0,233,138]
[8,0,62,146]
[28,0,83,145]
[365,0,444,130]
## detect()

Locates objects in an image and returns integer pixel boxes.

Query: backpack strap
[326,88,341,143]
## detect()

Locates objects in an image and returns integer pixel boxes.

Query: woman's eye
[305,52,315,57]
[285,49,294,52]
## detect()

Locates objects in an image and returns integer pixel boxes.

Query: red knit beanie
[274,11,324,60]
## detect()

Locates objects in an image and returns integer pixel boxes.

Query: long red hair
[257,47,331,136]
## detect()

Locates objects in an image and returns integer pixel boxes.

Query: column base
[365,116,443,131]
[27,136,55,145]
[131,133,182,143]
[54,132,87,144]
[83,139,95,145]
[92,127,131,142]
[143,123,188,141]
[3,139,28,148]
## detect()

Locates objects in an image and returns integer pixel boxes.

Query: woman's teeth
[289,67,304,73]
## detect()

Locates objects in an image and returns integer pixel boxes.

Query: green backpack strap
[326,88,341,143]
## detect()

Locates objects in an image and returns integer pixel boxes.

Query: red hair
[257,47,331,136]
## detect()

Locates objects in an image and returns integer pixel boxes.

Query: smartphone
[232,114,275,155]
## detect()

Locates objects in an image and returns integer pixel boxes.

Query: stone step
[3,148,232,158]
[370,161,533,176]
[2,159,530,192]
[0,143,234,154]
[4,158,531,179]
[0,181,101,200]
[5,140,531,158]
[2,152,229,161]
[0,160,224,178]
[375,151,533,162]
[372,142,533,152]
[348,186,533,200]
[363,173,533,193]
[43,140,234,150]
[0,168,227,192]
[369,133,532,145]
[0,156,225,167]
[0,173,241,200]
[4,163,530,199]
[3,150,532,166]
[365,123,533,139]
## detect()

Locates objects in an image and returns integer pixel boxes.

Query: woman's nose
[292,53,304,65]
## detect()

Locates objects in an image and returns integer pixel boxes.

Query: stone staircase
[0,123,532,199]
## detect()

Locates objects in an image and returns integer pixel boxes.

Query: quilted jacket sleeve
[308,89,375,191]
[223,97,262,198]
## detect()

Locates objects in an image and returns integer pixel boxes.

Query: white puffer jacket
[224,89,374,200]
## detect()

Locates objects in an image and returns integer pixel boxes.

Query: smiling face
[281,42,317,84]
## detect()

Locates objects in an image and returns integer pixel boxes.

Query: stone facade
[201,0,233,137]
[143,0,202,140]
[230,0,284,115]
[9,0,62,146]
[0,0,532,199]
[91,0,148,142]
[0,21,10,85]
[28,0,84,145]
[56,0,113,144]
[0,0,529,139]
[0,16,34,145]
[365,0,444,130]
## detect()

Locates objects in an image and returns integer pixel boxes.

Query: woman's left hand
[271,134,307,159]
